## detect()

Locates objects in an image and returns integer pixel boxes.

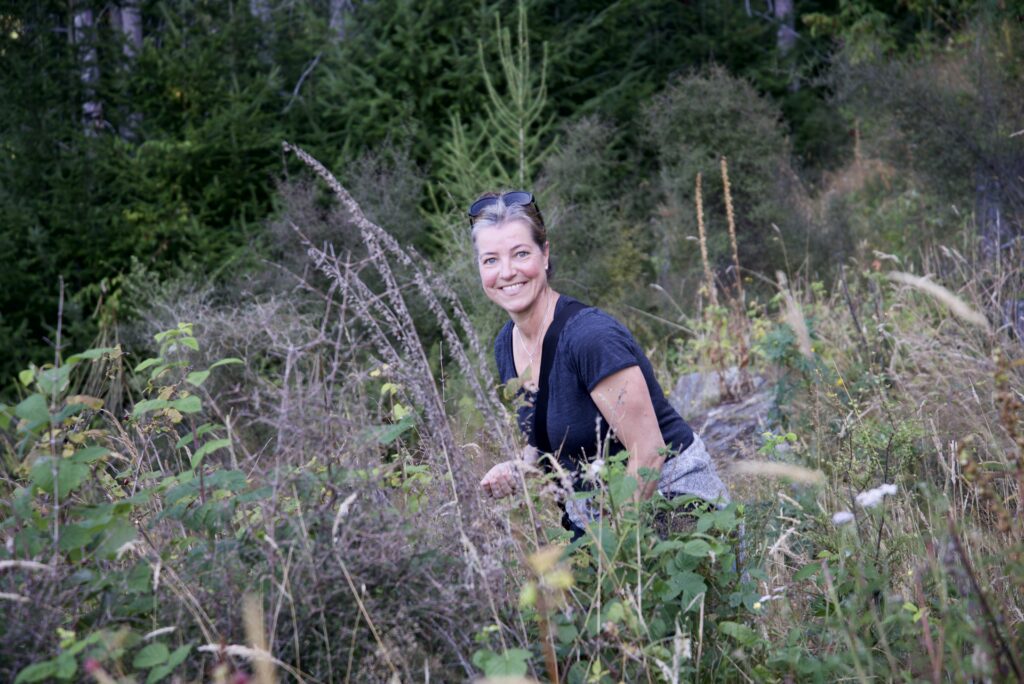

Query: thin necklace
[514,289,553,372]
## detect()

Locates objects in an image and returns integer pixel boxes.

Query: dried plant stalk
[695,172,718,307]
[887,271,991,332]
[721,156,743,304]
[777,271,813,359]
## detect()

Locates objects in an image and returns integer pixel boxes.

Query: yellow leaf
[66,395,104,410]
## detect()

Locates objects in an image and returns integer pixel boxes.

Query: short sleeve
[564,310,640,392]
[493,321,515,384]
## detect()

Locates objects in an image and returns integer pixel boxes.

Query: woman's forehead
[474,220,536,249]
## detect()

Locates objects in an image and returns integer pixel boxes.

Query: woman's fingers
[480,465,518,499]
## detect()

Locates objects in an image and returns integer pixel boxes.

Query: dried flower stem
[695,173,717,307]
[721,157,743,304]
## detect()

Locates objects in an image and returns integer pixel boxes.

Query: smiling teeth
[501,283,524,293]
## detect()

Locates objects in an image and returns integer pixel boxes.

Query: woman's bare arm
[589,365,667,501]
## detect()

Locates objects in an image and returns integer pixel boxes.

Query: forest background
[1,0,1024,682]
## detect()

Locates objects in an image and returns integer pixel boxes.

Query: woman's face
[475,219,549,316]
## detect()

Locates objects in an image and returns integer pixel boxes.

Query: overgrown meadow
[2,2,1023,683]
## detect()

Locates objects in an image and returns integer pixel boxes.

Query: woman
[472,190,729,538]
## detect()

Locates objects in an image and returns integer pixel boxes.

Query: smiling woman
[470,191,729,539]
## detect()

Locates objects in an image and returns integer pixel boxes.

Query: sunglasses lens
[468,197,499,217]
[504,191,533,207]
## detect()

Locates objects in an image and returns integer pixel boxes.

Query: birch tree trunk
[773,0,799,91]
[330,0,354,41]
[72,1,103,135]
[117,0,144,140]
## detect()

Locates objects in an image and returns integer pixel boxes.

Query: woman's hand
[480,460,521,499]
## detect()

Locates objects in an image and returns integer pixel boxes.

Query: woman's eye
[516,250,530,258]
[482,257,497,266]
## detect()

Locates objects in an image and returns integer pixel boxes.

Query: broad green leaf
[651,540,686,556]
[170,396,202,414]
[54,653,76,680]
[59,523,101,551]
[375,416,415,445]
[209,358,243,369]
[15,394,49,426]
[72,446,109,464]
[472,648,531,677]
[682,539,712,557]
[133,399,171,417]
[67,347,118,363]
[190,438,231,469]
[94,518,136,559]
[14,660,57,683]
[30,457,90,498]
[166,644,192,669]
[18,369,34,387]
[38,364,75,395]
[175,423,219,448]
[719,621,759,647]
[609,473,637,505]
[794,562,822,582]
[146,664,174,684]
[185,370,210,387]
[134,357,163,373]
[133,643,170,669]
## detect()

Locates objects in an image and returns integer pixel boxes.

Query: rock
[669,367,775,461]
[669,367,765,417]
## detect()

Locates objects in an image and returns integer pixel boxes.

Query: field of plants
[1,1,1022,682]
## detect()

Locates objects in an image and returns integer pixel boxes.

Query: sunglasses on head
[467,191,536,224]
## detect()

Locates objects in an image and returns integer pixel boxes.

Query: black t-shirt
[494,296,694,476]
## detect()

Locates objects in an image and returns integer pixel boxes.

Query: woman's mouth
[499,282,526,295]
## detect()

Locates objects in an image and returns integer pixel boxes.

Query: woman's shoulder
[563,303,632,340]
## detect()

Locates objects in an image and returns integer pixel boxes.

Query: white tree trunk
[72,1,102,134]
[120,0,143,58]
[330,0,354,41]
[774,0,796,56]
[117,0,144,140]
[250,0,272,23]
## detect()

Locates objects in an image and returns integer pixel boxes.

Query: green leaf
[682,539,712,557]
[651,540,686,556]
[133,643,170,669]
[166,644,192,669]
[175,423,219,449]
[14,660,57,683]
[67,347,118,363]
[95,518,137,560]
[375,416,415,445]
[30,457,90,498]
[794,562,822,582]
[209,358,243,369]
[608,473,637,505]
[146,664,174,684]
[170,396,202,414]
[71,446,109,464]
[54,653,76,680]
[18,369,35,387]
[185,370,210,387]
[15,394,49,426]
[472,648,531,677]
[132,399,171,417]
[59,523,101,551]
[134,357,163,373]
[190,438,231,469]
[719,621,759,647]
[38,364,75,395]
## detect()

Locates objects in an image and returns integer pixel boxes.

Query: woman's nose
[498,257,516,279]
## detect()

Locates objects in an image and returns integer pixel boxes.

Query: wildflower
[855,483,898,509]
[832,511,855,526]
[753,601,762,610]
[585,458,605,481]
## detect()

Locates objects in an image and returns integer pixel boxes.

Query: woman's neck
[512,287,559,345]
